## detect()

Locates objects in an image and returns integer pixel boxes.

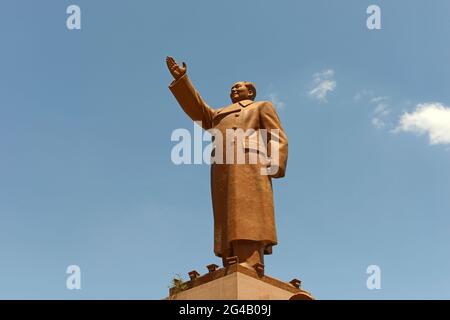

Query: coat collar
[217,100,254,115]
[238,99,254,108]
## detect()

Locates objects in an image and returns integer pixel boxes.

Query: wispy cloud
[308,69,336,103]
[371,98,391,129]
[372,117,386,129]
[267,93,285,110]
[354,90,392,129]
[371,96,389,104]
[354,90,373,102]
[394,102,450,145]
[374,102,390,116]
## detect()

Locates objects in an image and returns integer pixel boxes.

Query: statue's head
[230,81,256,103]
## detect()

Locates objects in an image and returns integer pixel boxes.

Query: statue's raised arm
[166,56,187,80]
[166,56,215,130]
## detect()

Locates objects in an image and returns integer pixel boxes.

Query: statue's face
[230,82,253,103]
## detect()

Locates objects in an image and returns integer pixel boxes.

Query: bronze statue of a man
[166,57,288,271]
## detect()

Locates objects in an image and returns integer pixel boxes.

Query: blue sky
[0,0,449,299]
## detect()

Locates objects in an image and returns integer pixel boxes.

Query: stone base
[169,264,314,300]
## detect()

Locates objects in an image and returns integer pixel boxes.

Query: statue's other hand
[166,56,186,80]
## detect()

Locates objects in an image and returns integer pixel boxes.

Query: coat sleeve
[168,74,215,130]
[259,101,288,178]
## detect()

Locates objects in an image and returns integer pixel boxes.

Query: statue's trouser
[222,240,265,268]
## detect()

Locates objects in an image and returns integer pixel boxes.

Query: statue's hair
[243,82,257,100]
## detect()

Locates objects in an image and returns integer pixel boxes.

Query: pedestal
[169,264,314,300]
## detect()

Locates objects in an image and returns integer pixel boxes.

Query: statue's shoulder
[255,100,274,105]
[254,100,276,109]
[214,107,224,115]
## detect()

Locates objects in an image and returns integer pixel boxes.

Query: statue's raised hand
[166,56,186,80]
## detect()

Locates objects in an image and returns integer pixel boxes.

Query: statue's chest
[212,105,259,130]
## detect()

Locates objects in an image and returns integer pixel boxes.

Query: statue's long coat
[169,75,288,258]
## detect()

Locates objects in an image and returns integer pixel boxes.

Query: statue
[166,57,288,272]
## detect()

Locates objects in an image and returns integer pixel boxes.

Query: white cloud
[267,93,285,110]
[308,69,336,103]
[395,102,450,145]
